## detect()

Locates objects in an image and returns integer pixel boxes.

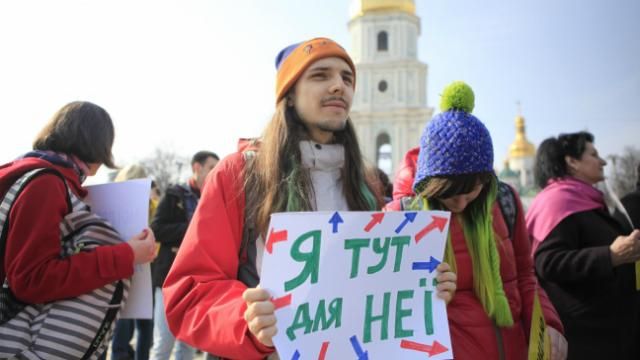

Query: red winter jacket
[0,157,134,304]
[386,194,563,360]
[163,142,274,360]
[393,146,419,200]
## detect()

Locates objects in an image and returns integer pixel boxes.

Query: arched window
[378,80,388,92]
[376,132,392,174]
[377,31,388,51]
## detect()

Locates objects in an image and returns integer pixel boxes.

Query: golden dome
[508,115,536,158]
[350,0,416,18]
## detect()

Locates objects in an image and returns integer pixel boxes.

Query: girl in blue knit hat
[387,81,567,360]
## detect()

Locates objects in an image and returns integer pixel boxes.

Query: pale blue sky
[1,0,638,177]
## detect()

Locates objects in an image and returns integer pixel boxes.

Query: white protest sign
[260,210,453,359]
[84,178,153,319]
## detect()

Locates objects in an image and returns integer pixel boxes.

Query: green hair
[285,160,307,212]
[411,177,514,327]
[285,157,377,212]
[359,182,379,210]
[459,179,513,326]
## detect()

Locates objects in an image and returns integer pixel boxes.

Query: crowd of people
[0,36,639,360]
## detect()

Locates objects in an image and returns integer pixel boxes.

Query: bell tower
[348,0,433,177]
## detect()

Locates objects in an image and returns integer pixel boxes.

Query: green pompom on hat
[439,80,475,113]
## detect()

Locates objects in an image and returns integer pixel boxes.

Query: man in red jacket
[161,37,457,359]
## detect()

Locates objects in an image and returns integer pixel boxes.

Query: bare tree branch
[608,147,640,197]
[139,148,189,193]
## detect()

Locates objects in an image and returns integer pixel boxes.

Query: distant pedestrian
[149,151,219,360]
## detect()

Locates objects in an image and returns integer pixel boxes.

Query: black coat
[616,187,640,228]
[534,208,640,360]
[150,184,199,288]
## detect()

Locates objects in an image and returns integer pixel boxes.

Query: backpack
[177,184,199,223]
[401,181,518,239]
[0,168,130,359]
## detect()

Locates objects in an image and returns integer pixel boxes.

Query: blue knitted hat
[413,81,494,192]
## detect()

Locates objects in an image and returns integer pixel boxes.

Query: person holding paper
[0,101,157,356]
[161,37,458,359]
[527,132,640,359]
[388,81,567,360]
[110,164,156,360]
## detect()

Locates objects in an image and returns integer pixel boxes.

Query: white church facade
[348,0,433,177]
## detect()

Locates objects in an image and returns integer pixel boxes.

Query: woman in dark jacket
[527,131,640,359]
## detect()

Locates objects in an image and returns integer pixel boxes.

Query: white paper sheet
[84,178,153,319]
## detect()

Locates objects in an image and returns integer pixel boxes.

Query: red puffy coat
[393,146,419,200]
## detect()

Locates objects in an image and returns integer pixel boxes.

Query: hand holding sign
[434,263,457,304]
[243,287,277,347]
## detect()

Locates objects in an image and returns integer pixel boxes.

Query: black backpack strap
[81,280,124,360]
[237,150,259,288]
[496,181,518,240]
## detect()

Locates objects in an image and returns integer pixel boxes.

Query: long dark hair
[244,99,380,238]
[534,131,594,188]
[33,101,116,168]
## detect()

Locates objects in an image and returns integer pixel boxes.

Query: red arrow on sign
[364,213,385,232]
[318,341,329,360]
[270,294,292,310]
[415,216,448,243]
[400,339,448,357]
[265,228,288,254]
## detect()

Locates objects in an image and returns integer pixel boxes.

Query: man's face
[290,57,354,144]
[193,156,218,189]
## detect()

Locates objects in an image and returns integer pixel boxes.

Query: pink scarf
[526,177,605,255]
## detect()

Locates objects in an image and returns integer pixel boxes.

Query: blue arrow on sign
[349,335,369,360]
[412,256,441,273]
[394,212,417,234]
[291,350,300,360]
[329,211,344,233]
